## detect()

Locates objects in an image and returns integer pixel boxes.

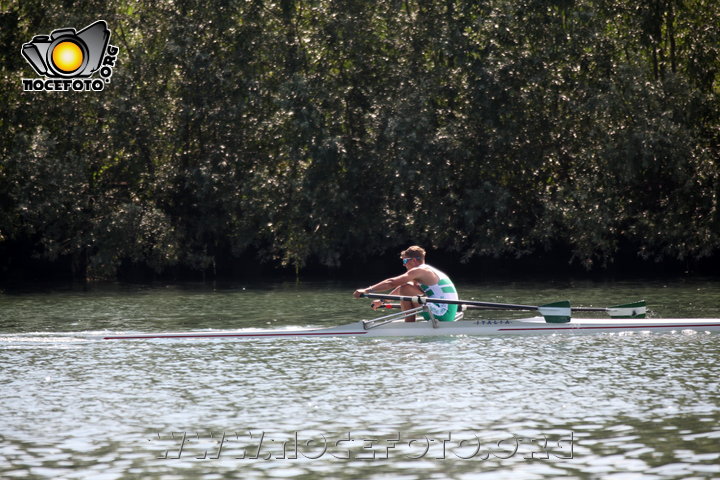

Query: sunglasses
[402,258,414,265]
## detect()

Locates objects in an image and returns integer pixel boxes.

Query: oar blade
[538,301,571,323]
[607,301,646,319]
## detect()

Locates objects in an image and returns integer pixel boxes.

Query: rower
[352,246,459,322]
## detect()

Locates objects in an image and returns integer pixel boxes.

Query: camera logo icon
[21,20,119,92]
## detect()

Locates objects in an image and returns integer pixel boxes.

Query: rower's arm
[381,267,436,289]
[353,267,436,298]
[366,273,412,292]
[353,272,414,298]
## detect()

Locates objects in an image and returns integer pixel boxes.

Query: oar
[360,293,572,323]
[360,293,647,320]
[362,292,555,311]
[574,301,647,318]
[375,301,646,318]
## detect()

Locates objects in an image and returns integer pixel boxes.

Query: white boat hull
[103,317,720,340]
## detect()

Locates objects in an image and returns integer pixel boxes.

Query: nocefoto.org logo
[21,20,119,92]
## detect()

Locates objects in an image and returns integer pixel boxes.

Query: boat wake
[0,331,106,349]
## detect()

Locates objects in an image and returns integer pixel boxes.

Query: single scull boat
[103,294,720,340]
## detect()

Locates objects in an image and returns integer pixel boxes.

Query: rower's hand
[370,300,384,311]
[353,289,367,298]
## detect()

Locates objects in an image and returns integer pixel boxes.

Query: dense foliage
[1,0,718,279]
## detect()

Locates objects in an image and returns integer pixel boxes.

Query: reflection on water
[1,280,719,479]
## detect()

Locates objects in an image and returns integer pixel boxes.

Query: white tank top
[416,264,458,300]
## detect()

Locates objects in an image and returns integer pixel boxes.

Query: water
[1,279,719,479]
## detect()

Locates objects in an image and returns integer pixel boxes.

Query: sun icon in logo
[51,41,84,73]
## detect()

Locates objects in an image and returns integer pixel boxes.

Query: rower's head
[400,246,425,268]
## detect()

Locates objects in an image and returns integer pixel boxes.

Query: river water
[1,279,719,479]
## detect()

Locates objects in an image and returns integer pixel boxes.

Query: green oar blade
[607,301,646,319]
[538,301,571,323]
